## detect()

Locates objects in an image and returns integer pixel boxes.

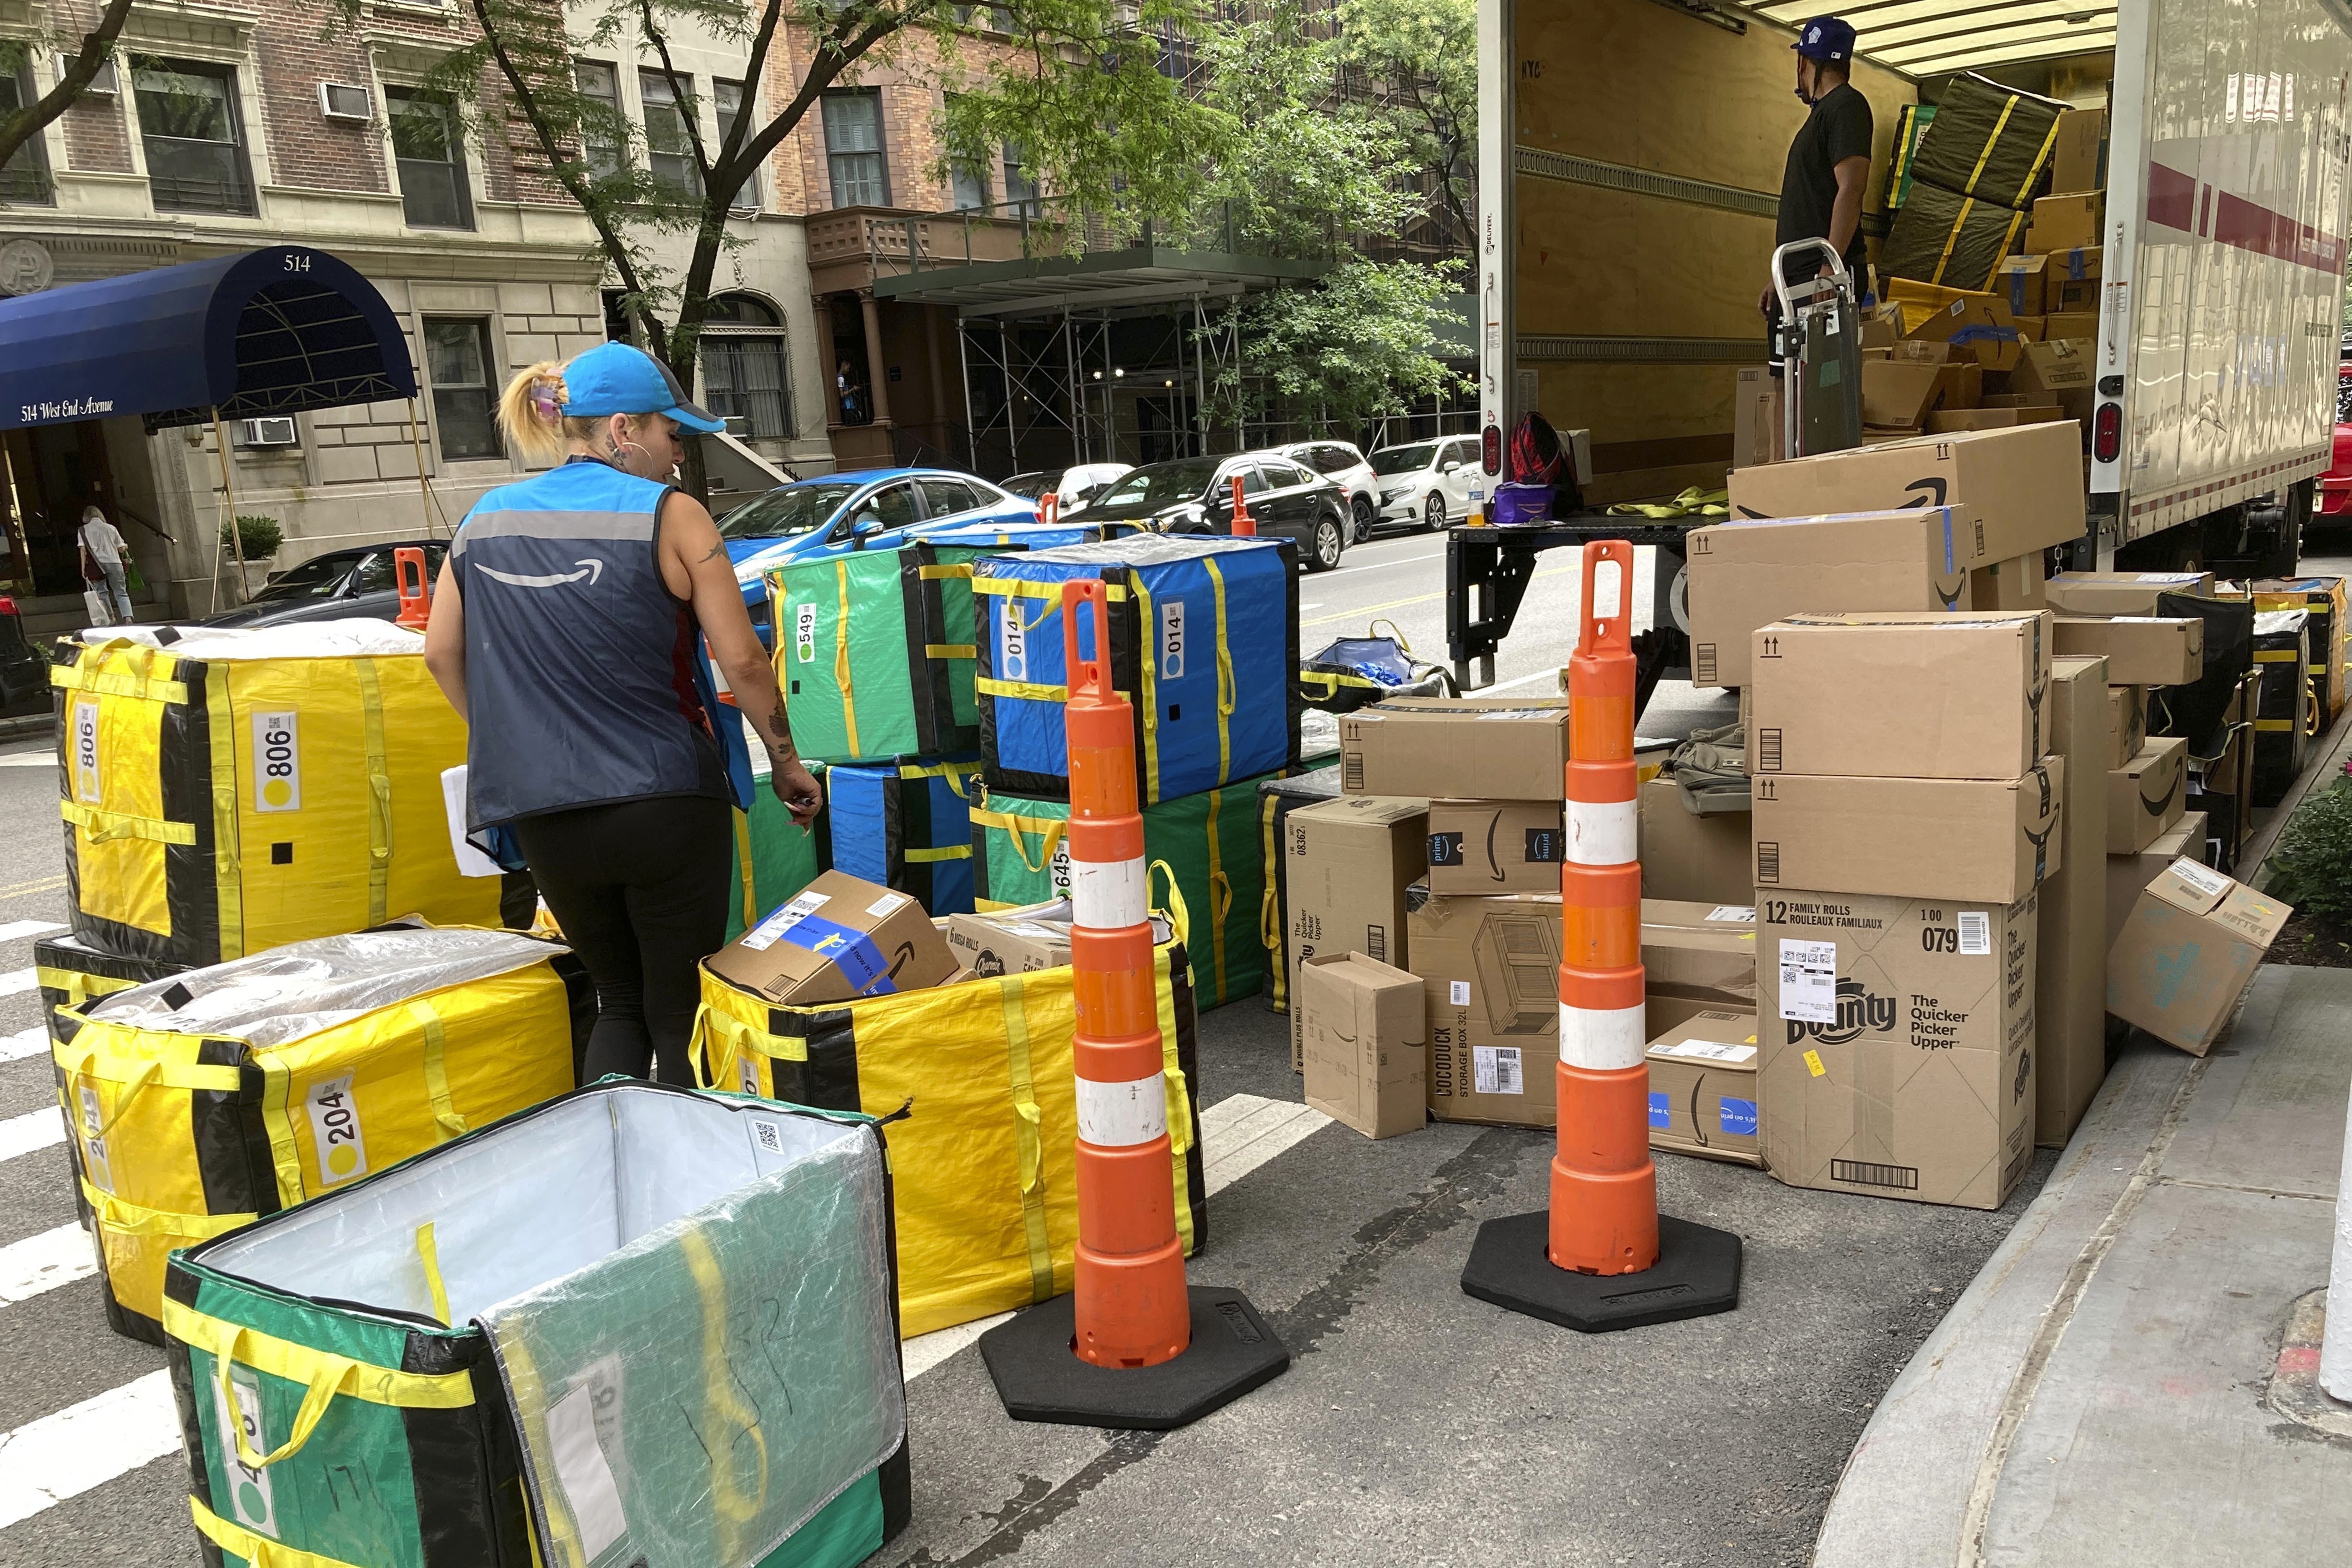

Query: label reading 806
[251,710,300,813]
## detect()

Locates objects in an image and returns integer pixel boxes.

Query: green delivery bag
[971,773,1276,1008]
[768,543,992,765]
[726,757,831,942]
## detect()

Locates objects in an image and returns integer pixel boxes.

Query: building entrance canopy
[0,245,416,432]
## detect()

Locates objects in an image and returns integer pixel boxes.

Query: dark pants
[514,795,731,1087]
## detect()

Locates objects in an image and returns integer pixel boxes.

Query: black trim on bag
[165,1336,224,1568]
[161,654,224,967]
[403,1399,506,1568]
[190,1043,278,1220]
[1167,938,1209,1255]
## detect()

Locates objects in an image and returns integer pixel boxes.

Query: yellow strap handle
[916,563,976,580]
[416,1221,451,1325]
[683,1226,770,1541]
[833,559,862,757]
[1367,617,1411,652]
[82,1176,255,1238]
[1148,859,1191,952]
[214,1323,363,1470]
[411,998,466,1142]
[923,643,977,660]
[999,814,1065,878]
[1205,557,1234,785]
[904,845,972,863]
[192,1498,369,1568]
[733,808,757,930]
[60,800,198,845]
[996,976,1055,1303]
[49,663,189,704]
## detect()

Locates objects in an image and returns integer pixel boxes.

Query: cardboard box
[1751,763,2064,903]
[1286,795,1428,1070]
[2047,249,2102,314]
[1733,365,1784,469]
[1970,552,2046,611]
[1758,889,2038,1210]
[1647,1010,1762,1167]
[2107,860,2293,1055]
[1299,951,1428,1139]
[2107,735,2188,853]
[2052,107,2103,194]
[1411,884,1563,1129]
[1898,290,2024,374]
[1642,899,1757,1017]
[1726,423,2087,561]
[1861,361,1944,432]
[946,902,1074,976]
[1426,798,1563,894]
[2035,656,2110,1147]
[1340,699,1568,801]
[1992,253,2047,318]
[2046,570,2215,616]
[1926,405,2066,434]
[2104,811,2205,951]
[2031,192,2104,254]
[707,870,961,1004]
[2044,310,2100,341]
[2011,314,2047,343]
[2053,616,2203,686]
[1637,778,1752,906]
[2011,339,2096,428]
[1685,508,1981,688]
[1748,610,2054,780]
[2107,683,2146,768]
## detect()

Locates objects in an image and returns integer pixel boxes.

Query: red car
[2325,358,2352,519]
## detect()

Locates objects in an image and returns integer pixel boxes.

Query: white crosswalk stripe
[0,1025,48,1064]
[0,921,62,944]
[0,1224,96,1306]
[0,1371,181,1530]
[0,1107,65,1165]
[0,969,40,999]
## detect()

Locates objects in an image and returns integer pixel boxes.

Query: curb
[0,713,54,746]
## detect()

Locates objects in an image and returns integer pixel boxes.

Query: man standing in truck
[1760,16,1874,329]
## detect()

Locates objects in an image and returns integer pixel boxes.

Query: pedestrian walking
[837,356,863,424]
[79,504,133,625]
[423,341,824,1087]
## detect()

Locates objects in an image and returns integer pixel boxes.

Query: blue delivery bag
[973,535,1301,802]
[827,757,979,916]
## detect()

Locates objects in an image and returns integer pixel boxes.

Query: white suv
[1276,440,1380,542]
[1370,435,1481,532]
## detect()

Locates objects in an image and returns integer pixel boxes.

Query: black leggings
[514,795,731,1087]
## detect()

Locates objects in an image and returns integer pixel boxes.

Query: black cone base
[979,1285,1290,1429]
[1460,1211,1742,1332]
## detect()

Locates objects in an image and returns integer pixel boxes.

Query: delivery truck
[1455,0,2352,689]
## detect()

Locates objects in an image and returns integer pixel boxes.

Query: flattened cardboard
[2047,570,2215,617]
[2052,109,2103,195]
[1637,778,1752,906]
[1646,1009,1763,1167]
[1970,552,2046,611]
[1642,899,1757,1013]
[1685,508,1981,688]
[2107,860,2292,1055]
[2035,657,2109,1147]
[707,869,961,1004]
[1426,798,1564,894]
[2106,736,2188,853]
[2104,811,2205,952]
[1340,699,1569,801]
[1751,762,2064,903]
[1733,365,1785,469]
[1862,361,1944,432]
[1286,795,1428,1070]
[1299,951,1428,1139]
[2053,617,2203,686]
[1726,422,2086,561]
[2106,682,2146,769]
[1748,610,2054,780]
[1410,883,1563,1129]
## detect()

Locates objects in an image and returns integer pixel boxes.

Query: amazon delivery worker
[423,342,824,1087]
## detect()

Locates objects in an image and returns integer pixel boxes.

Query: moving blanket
[53,925,586,1343]
[52,621,500,967]
[695,939,1205,1338]
[766,543,995,765]
[827,757,978,917]
[166,1080,907,1568]
[1903,71,2067,212]
[1879,178,2031,292]
[973,535,1301,802]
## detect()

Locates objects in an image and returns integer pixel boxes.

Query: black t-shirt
[1777,81,1874,284]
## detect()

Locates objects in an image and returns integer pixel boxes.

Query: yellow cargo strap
[924,644,978,660]
[49,662,189,705]
[1206,557,1234,786]
[1148,860,1192,953]
[689,1000,807,1094]
[1962,98,2018,197]
[2254,718,2296,731]
[683,1225,770,1550]
[1203,786,1229,996]
[1134,575,1163,800]
[973,578,1129,602]
[165,1298,474,1471]
[192,1497,371,1568]
[79,1177,254,1240]
[1606,487,1728,520]
[1997,207,2029,270]
[898,759,976,790]
[412,998,467,1141]
[1930,196,1975,286]
[904,845,973,863]
[975,807,1065,877]
[2254,650,2301,662]
[733,808,757,929]
[1151,953,1196,1255]
[355,658,393,928]
[59,801,197,846]
[833,560,862,758]
[975,676,1136,704]
[416,1221,451,1325]
[62,1044,242,1140]
[37,965,136,1006]
[917,563,976,581]
[207,664,245,960]
[1368,617,1411,651]
[1258,797,1285,1010]
[996,976,1055,1304]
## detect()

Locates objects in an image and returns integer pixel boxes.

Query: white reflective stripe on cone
[1565,797,1638,866]
[1558,1002,1649,1071]
[1069,854,1149,931]
[1075,1071,1169,1147]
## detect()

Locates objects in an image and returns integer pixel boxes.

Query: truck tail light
[2094,403,2122,463]
[1482,424,1501,475]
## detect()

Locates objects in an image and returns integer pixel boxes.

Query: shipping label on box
[2106,683,2147,768]
[1749,610,2053,780]
[1726,422,2086,561]
[1427,798,1564,894]
[1751,762,2063,904]
[2047,570,2214,617]
[1410,884,1563,1128]
[1298,951,1428,1139]
[1646,1009,1762,1167]
[2106,859,2292,1056]
[708,870,963,1004]
[1340,699,1569,801]
[1286,795,1428,1070]
[1637,778,1753,906]
[1685,508,1980,689]
[2104,810,2206,951]
[2107,736,2188,853]
[1758,889,2038,1210]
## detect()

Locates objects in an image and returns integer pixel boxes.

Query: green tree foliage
[0,0,136,186]
[1333,0,1477,248]
[2272,777,2352,925]
[1223,255,1461,428]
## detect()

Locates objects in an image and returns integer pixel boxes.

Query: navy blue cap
[560,341,725,434]
[1793,16,1856,62]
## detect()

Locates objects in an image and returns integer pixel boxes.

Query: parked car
[0,594,51,714]
[1369,434,1482,532]
[1001,463,1134,517]
[196,541,448,628]
[2323,354,2352,523]
[1275,440,1380,542]
[1080,453,1351,570]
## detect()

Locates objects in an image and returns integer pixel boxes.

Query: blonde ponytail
[497,361,574,464]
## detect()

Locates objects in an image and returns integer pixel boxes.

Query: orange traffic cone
[1229,474,1256,536]
[981,580,1289,1426]
[392,546,432,629]
[1042,490,1060,528]
[1459,540,1742,1332]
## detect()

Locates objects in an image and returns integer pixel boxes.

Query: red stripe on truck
[2149,162,2345,272]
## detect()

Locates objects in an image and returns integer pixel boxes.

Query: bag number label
[305,1072,369,1184]
[1049,836,1073,897]
[1160,598,1185,680]
[252,710,300,813]
[216,1366,278,1535]
[72,699,101,804]
[794,601,817,664]
[78,1082,114,1193]
[1000,606,1028,683]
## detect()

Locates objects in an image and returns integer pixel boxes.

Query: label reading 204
[252,710,301,812]
[305,1073,369,1184]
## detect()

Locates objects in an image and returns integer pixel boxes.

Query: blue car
[720,468,1037,627]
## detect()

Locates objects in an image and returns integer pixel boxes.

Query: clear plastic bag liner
[1302,708,1340,761]
[200,1085,904,1568]
[88,926,566,1048]
[88,619,429,660]
[1007,532,1281,570]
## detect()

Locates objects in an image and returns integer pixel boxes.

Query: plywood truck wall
[1510,0,1913,504]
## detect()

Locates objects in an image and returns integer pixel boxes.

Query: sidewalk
[1814,964,2352,1567]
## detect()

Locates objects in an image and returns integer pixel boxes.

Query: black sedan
[198,542,448,628]
[1078,454,1350,570]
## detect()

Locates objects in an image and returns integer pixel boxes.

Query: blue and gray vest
[453,457,729,829]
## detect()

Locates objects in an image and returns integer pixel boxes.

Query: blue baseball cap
[1793,16,1856,62]
[559,341,726,434]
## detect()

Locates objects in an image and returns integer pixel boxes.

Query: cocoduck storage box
[163,1079,907,1568]
[972,535,1300,802]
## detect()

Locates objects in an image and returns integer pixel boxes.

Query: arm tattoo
[698,539,728,563]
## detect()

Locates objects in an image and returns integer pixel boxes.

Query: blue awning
[0,245,417,432]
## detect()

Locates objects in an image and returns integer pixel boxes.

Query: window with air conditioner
[319,82,371,121]
[239,417,298,447]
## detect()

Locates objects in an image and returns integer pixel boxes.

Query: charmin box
[1409,882,1562,1129]
[1750,762,2063,904]
[1748,611,2053,779]
[1724,422,2087,561]
[1339,699,1569,801]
